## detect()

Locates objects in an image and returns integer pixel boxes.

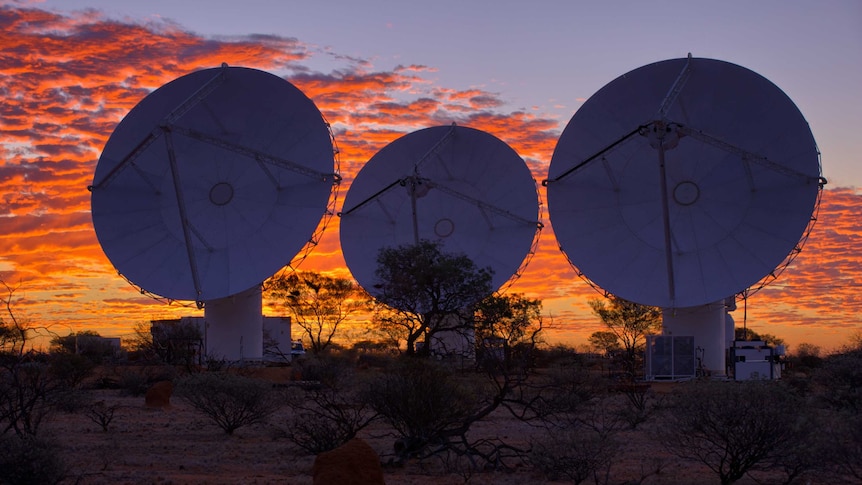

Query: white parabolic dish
[339,125,541,297]
[91,66,336,302]
[546,57,822,309]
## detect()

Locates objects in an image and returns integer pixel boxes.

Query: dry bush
[613,382,661,429]
[85,400,122,432]
[530,428,618,485]
[175,372,281,435]
[0,360,69,437]
[0,434,66,484]
[528,363,606,427]
[656,380,813,485]
[813,348,862,414]
[364,358,481,460]
[820,413,862,483]
[282,360,377,454]
[47,353,95,389]
[110,365,177,396]
[283,390,376,454]
[292,353,355,387]
[529,375,627,485]
[361,349,612,470]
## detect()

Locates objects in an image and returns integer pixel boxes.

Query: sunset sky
[1,0,860,352]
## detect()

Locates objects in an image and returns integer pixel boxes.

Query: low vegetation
[174,372,282,435]
[0,340,859,483]
[656,380,813,485]
[2,265,861,483]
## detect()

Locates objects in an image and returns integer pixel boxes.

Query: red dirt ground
[35,367,823,484]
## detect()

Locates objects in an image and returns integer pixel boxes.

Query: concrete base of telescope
[204,285,263,362]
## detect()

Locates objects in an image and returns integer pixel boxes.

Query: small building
[478,335,507,364]
[730,340,784,380]
[72,334,124,361]
[150,315,293,365]
[262,316,293,364]
[74,334,122,352]
[645,335,697,381]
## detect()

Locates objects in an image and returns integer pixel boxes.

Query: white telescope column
[204,285,263,362]
[662,301,727,377]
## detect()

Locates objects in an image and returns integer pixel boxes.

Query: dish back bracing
[339,124,542,302]
[91,65,339,305]
[545,56,823,309]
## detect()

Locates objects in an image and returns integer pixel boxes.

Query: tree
[474,293,542,345]
[790,342,823,371]
[51,331,95,355]
[588,296,661,377]
[0,282,28,357]
[0,321,18,354]
[266,271,371,354]
[372,240,493,356]
[366,289,553,469]
[733,327,786,347]
[588,331,621,356]
[473,293,543,366]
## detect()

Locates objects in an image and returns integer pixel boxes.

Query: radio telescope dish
[545,56,823,308]
[91,65,338,303]
[340,124,542,297]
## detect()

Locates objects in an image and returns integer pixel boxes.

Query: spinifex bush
[175,372,281,435]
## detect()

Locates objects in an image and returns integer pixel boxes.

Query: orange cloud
[1,5,859,353]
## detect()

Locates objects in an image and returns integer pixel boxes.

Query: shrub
[48,353,94,389]
[0,361,67,437]
[813,348,862,413]
[52,387,89,413]
[821,412,862,482]
[530,428,618,485]
[114,365,176,396]
[534,344,585,368]
[292,354,353,388]
[613,382,659,429]
[531,363,605,426]
[656,380,812,485]
[85,400,122,433]
[175,372,281,435]
[363,359,479,459]
[283,382,377,454]
[0,434,65,484]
